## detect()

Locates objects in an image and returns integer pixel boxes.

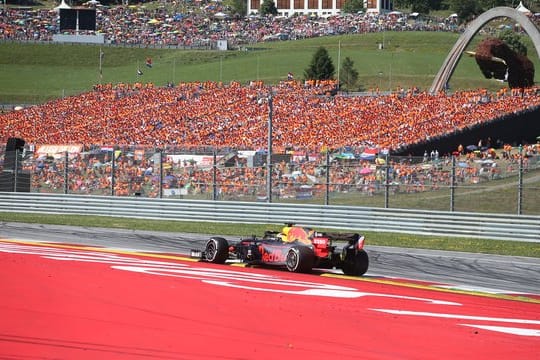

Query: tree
[341,0,365,14]
[499,29,528,56]
[304,47,335,81]
[385,0,537,13]
[224,0,247,16]
[260,0,278,16]
[447,0,483,23]
[479,0,507,8]
[339,57,359,91]
[393,0,448,12]
[409,0,432,14]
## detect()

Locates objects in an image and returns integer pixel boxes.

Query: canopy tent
[516,1,531,15]
[54,0,71,11]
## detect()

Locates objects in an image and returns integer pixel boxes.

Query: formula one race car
[191,224,369,276]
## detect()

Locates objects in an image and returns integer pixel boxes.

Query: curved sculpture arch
[429,7,540,94]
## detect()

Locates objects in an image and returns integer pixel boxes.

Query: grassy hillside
[1,31,539,103]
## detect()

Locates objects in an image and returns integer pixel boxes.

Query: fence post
[159,149,163,199]
[384,152,389,208]
[325,150,330,205]
[213,148,218,201]
[518,146,523,215]
[13,149,19,192]
[111,149,116,196]
[64,151,68,194]
[266,92,273,203]
[450,155,456,212]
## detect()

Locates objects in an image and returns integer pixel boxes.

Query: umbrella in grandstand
[334,152,355,160]
[359,167,373,175]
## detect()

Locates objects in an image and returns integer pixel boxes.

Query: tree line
[383,1,537,21]
[253,0,539,21]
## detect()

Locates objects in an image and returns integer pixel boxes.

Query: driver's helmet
[279,226,291,241]
[282,226,291,236]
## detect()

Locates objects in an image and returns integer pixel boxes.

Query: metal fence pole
[325,150,330,206]
[518,147,523,215]
[13,149,19,192]
[64,151,68,194]
[159,149,163,199]
[384,152,389,208]
[266,92,273,203]
[213,148,218,201]
[450,155,456,212]
[111,149,116,196]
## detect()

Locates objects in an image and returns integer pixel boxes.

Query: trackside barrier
[0,192,538,242]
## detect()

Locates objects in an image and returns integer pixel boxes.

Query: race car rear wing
[323,232,360,244]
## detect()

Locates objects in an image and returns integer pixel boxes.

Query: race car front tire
[285,246,314,273]
[204,237,229,264]
[342,249,369,276]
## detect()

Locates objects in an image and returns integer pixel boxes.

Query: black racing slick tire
[204,237,229,264]
[285,246,314,273]
[342,249,369,276]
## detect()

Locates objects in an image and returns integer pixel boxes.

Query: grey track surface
[1,221,539,295]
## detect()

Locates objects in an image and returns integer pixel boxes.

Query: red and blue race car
[191,224,369,276]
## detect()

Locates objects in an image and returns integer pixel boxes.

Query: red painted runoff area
[0,241,538,359]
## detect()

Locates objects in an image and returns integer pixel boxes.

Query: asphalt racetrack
[2,222,539,295]
[0,222,539,359]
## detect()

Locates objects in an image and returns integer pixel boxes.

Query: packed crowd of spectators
[0,2,467,46]
[1,80,539,199]
[2,80,539,151]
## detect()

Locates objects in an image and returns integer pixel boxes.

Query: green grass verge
[1,212,538,258]
[2,31,539,103]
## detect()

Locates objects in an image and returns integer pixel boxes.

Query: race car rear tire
[285,246,314,273]
[204,237,229,264]
[342,249,369,276]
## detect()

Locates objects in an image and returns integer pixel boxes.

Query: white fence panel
[0,192,538,242]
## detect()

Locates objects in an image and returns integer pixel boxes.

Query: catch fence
[1,144,539,216]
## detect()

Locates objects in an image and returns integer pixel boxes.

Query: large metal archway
[429,7,540,94]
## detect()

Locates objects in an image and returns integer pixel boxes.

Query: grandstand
[0,80,539,153]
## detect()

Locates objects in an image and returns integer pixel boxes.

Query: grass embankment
[1,212,538,258]
[1,31,539,103]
